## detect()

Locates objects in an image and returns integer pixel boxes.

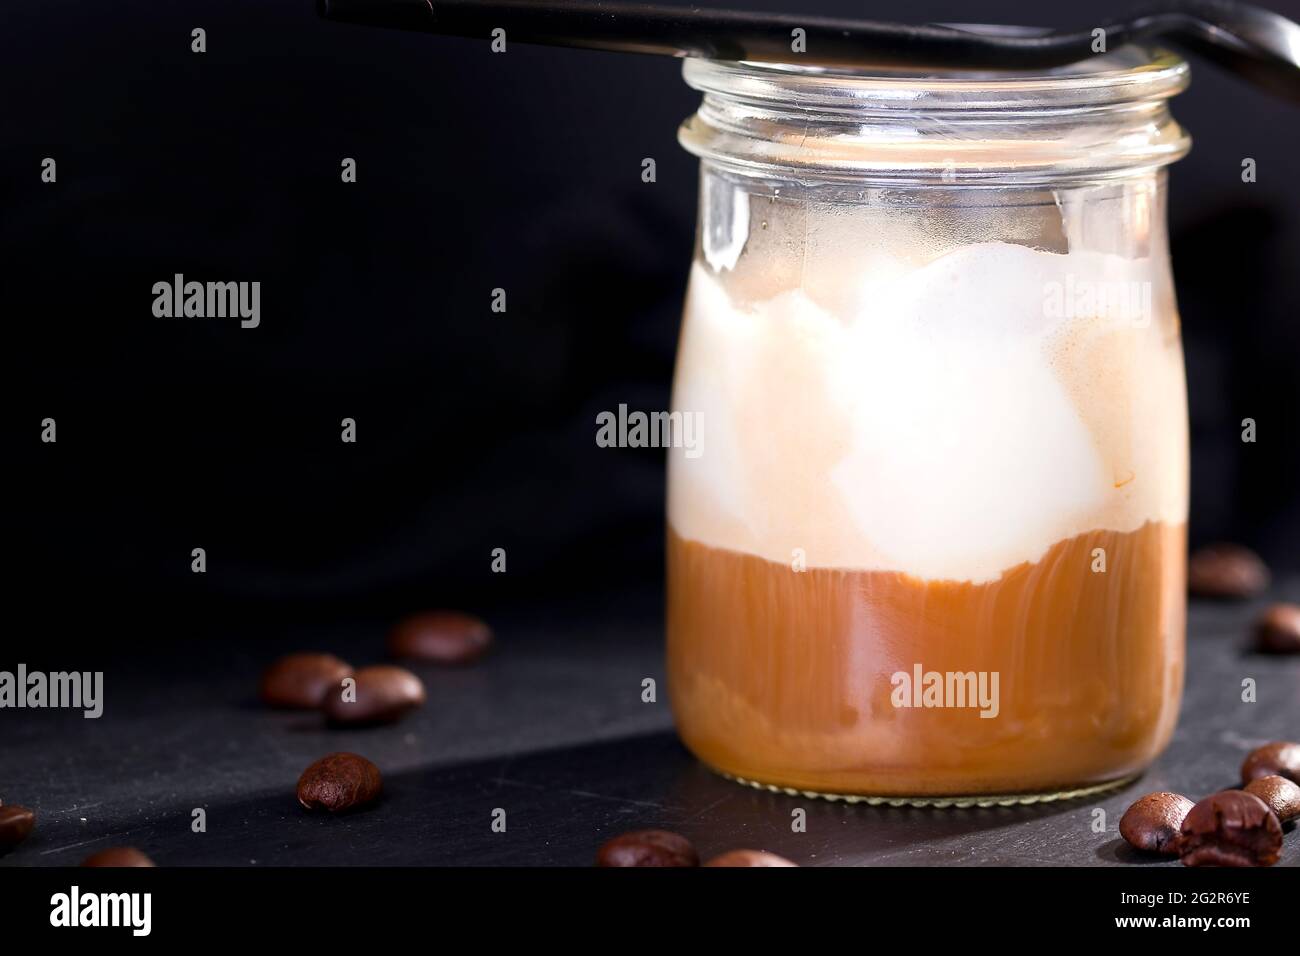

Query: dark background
[2,0,1298,650]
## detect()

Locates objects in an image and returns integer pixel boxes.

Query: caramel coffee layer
[667,522,1185,797]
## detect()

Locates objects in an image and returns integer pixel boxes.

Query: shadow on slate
[14,731,1097,867]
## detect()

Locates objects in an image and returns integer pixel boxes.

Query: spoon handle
[317,0,1099,69]
[317,0,1300,99]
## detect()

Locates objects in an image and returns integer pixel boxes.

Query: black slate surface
[2,583,1298,867]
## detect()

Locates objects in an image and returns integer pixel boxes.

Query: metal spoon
[318,0,1300,100]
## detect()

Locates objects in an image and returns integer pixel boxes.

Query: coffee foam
[668,240,1188,583]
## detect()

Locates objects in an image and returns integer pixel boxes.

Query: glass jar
[666,47,1191,804]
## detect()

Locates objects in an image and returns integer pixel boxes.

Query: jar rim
[683,45,1190,112]
[678,43,1191,184]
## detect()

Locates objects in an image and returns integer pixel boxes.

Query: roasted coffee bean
[596,829,699,867]
[260,652,353,709]
[1254,603,1300,654]
[1179,791,1282,867]
[0,805,36,848]
[1243,775,1300,823]
[1119,792,1194,855]
[1241,741,1300,784]
[321,665,426,726]
[704,849,799,867]
[81,847,155,867]
[297,752,383,813]
[389,611,493,665]
[1187,543,1270,599]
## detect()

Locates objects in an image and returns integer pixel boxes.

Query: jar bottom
[707,763,1138,808]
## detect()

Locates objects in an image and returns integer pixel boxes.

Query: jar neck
[678,49,1191,187]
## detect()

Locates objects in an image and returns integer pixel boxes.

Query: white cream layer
[667,241,1188,583]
